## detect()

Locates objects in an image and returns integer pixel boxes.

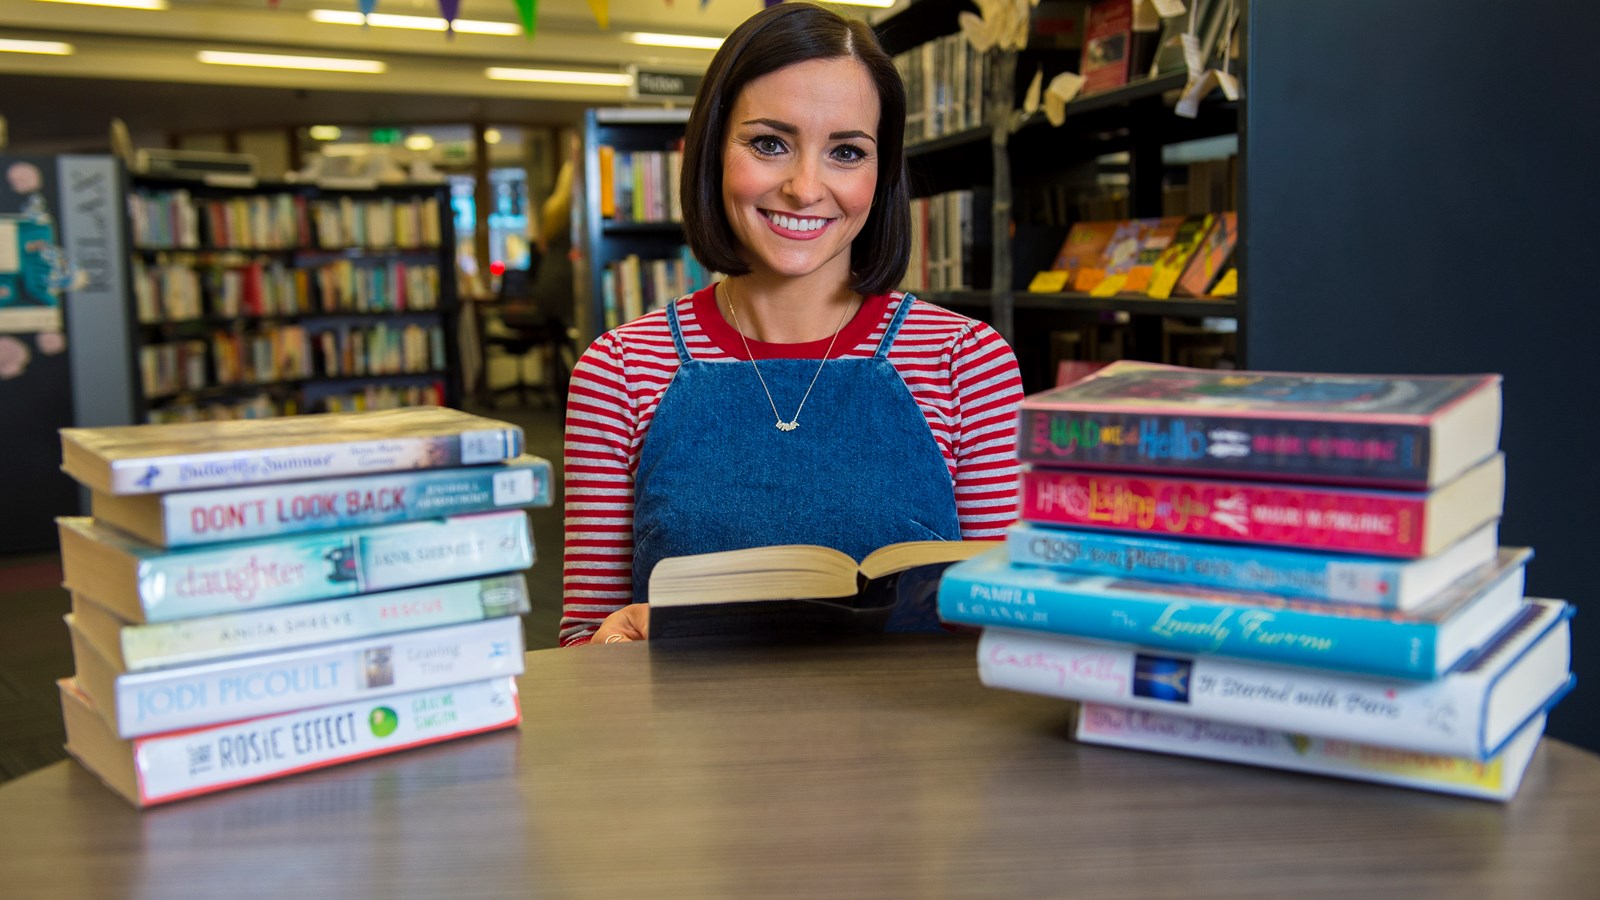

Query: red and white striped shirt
[560,285,1023,646]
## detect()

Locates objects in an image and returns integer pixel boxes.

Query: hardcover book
[1005,520,1500,609]
[978,597,1573,758]
[936,546,1530,680]
[1173,211,1237,297]
[90,454,553,548]
[1050,220,1121,291]
[1019,453,1505,558]
[1016,360,1503,488]
[70,615,525,737]
[1081,0,1134,96]
[72,573,531,673]
[648,540,993,640]
[1119,216,1186,293]
[61,675,521,808]
[1145,215,1215,298]
[57,510,534,623]
[60,406,525,496]
[1074,703,1548,802]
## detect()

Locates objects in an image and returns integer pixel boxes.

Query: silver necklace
[723,282,857,433]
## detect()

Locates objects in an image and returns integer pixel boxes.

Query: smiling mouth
[761,210,833,233]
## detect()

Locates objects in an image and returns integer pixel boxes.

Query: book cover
[58,510,534,623]
[1074,703,1548,802]
[937,546,1529,679]
[91,454,553,548]
[1174,210,1237,297]
[1120,216,1186,293]
[1019,453,1504,557]
[979,597,1573,758]
[1005,520,1500,609]
[72,615,525,738]
[1087,218,1156,295]
[74,573,531,673]
[1081,0,1134,96]
[1017,360,1503,488]
[1146,214,1215,298]
[1049,220,1120,291]
[60,675,521,808]
[60,406,525,496]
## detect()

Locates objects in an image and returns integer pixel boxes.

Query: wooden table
[2,636,1598,898]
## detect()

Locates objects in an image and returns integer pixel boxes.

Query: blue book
[90,454,552,548]
[1005,521,1500,610]
[938,546,1530,680]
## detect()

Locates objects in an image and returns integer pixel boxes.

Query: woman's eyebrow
[737,119,878,144]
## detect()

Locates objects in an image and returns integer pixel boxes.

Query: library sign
[628,67,703,102]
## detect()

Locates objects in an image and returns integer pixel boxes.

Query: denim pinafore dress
[631,294,962,628]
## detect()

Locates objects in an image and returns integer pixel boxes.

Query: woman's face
[721,56,880,286]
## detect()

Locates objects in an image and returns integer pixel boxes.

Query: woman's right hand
[592,604,650,644]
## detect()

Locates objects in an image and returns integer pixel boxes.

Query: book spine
[1074,703,1532,801]
[121,574,531,671]
[135,510,534,621]
[153,458,552,547]
[936,560,1438,679]
[1020,468,1429,557]
[978,628,1495,756]
[1016,408,1431,487]
[1006,522,1410,606]
[107,428,525,494]
[131,677,520,805]
[113,616,525,737]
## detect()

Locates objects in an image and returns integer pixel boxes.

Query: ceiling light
[33,0,167,9]
[307,125,342,141]
[404,134,435,151]
[197,50,387,74]
[623,32,724,51]
[309,9,522,37]
[484,129,502,145]
[485,67,632,87]
[0,38,74,54]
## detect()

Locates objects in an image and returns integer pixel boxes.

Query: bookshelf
[875,0,1244,391]
[123,174,460,423]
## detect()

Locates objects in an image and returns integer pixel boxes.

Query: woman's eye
[832,144,868,163]
[750,136,786,156]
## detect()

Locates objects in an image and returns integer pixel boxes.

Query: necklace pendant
[775,420,799,432]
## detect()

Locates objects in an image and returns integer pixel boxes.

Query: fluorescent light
[309,9,522,36]
[484,128,502,145]
[0,38,74,54]
[307,125,342,141]
[623,32,724,51]
[197,50,387,74]
[486,67,632,87]
[34,0,167,9]
[404,134,434,151]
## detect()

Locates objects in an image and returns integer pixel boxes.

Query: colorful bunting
[586,0,609,29]
[511,0,537,39]
[437,0,460,35]
[358,0,377,22]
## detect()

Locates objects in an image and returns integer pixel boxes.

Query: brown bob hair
[679,2,910,295]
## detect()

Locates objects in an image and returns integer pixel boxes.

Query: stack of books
[939,361,1575,800]
[53,407,553,807]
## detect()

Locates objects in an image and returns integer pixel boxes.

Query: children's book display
[55,407,550,807]
[941,362,1575,800]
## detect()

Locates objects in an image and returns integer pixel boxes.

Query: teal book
[90,454,552,547]
[57,510,534,623]
[937,546,1530,680]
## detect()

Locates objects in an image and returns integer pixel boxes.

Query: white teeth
[767,212,827,232]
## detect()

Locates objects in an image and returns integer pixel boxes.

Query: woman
[561,2,1023,645]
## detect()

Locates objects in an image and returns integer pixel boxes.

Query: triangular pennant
[586,0,609,29]
[358,0,377,22]
[511,0,537,39]
[437,0,460,35]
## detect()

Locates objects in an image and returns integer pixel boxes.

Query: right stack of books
[53,407,553,807]
[938,361,1576,801]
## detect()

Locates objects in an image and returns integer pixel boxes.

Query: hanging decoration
[359,0,377,22]
[511,0,537,39]
[586,0,609,29]
[437,0,461,35]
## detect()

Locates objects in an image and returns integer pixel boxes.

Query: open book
[647,540,993,640]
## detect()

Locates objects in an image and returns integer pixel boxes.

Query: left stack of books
[53,407,553,807]
[939,361,1576,800]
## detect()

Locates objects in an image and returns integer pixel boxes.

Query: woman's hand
[592,604,650,644]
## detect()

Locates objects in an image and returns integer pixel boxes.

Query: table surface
[2,635,1598,899]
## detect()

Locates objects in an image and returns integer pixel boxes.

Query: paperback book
[70,615,525,737]
[61,675,521,808]
[978,597,1573,758]
[71,573,531,672]
[61,406,525,496]
[1020,453,1504,558]
[90,454,553,547]
[1074,703,1548,802]
[57,510,534,623]
[1005,520,1500,609]
[937,546,1530,680]
[1016,360,1503,488]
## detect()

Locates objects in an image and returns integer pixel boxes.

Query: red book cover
[1081,0,1134,96]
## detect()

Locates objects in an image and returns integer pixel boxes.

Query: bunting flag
[358,0,377,22]
[511,0,537,39]
[586,0,609,29]
[437,0,460,35]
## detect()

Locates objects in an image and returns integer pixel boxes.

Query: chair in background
[477,260,575,410]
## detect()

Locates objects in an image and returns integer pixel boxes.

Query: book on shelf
[88,454,553,548]
[69,614,525,738]
[1049,220,1120,291]
[1088,218,1156,296]
[1005,520,1500,609]
[60,406,525,496]
[1081,0,1134,96]
[57,511,535,623]
[1119,216,1186,293]
[1075,703,1548,802]
[1174,210,1237,297]
[60,675,521,808]
[1017,360,1503,489]
[70,573,531,673]
[648,540,994,640]
[1021,453,1504,558]
[937,546,1529,680]
[978,596,1573,758]
[1145,214,1215,298]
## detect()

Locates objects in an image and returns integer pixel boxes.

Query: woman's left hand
[592,604,650,644]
